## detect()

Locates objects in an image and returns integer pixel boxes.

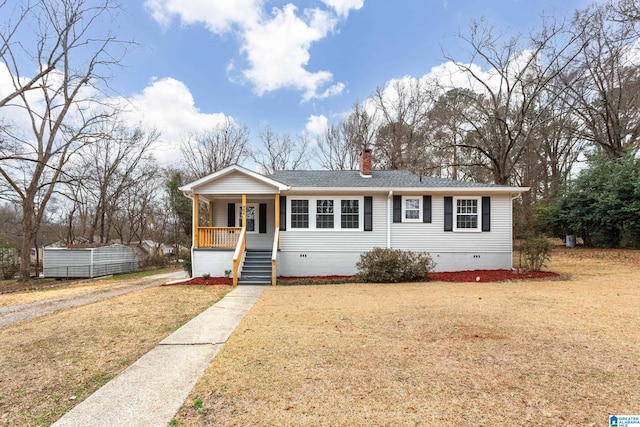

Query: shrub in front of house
[356,247,436,283]
[517,237,554,272]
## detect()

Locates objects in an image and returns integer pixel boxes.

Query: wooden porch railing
[271,227,280,286]
[232,228,246,286]
[197,227,241,248]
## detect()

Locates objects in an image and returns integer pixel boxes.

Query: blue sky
[44,0,601,165]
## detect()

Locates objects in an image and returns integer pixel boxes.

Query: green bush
[356,247,435,283]
[517,238,554,272]
[0,233,18,280]
[180,249,192,276]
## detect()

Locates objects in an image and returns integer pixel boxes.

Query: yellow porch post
[242,194,247,229]
[275,194,280,229]
[193,194,199,248]
[208,201,214,226]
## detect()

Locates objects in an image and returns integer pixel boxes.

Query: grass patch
[277,278,356,286]
[175,249,640,426]
[109,267,177,280]
[0,285,230,426]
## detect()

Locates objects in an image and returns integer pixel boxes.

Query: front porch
[191,193,281,286]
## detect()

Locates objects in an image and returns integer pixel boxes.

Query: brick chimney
[359,148,372,177]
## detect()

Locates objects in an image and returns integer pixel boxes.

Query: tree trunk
[19,201,36,282]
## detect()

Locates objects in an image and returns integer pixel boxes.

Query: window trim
[287,196,364,231]
[401,196,422,222]
[453,196,482,232]
[290,199,310,229]
[315,199,335,229]
[340,199,360,229]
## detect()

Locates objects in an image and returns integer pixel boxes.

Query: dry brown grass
[176,248,640,426]
[0,270,179,307]
[0,285,230,427]
[0,279,138,307]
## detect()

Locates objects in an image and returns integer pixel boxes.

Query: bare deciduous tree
[561,3,640,158]
[70,121,160,243]
[180,118,250,177]
[370,79,432,172]
[252,126,309,174]
[0,0,131,281]
[440,17,583,185]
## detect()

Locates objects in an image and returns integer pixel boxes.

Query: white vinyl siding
[280,195,386,252]
[391,194,512,253]
[201,193,514,274]
[194,171,277,194]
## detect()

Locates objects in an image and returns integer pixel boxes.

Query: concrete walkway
[52,284,267,427]
[0,271,187,329]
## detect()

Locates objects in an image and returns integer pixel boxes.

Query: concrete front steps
[238,249,272,285]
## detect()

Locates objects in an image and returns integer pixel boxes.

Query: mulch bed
[428,269,560,282]
[169,270,559,287]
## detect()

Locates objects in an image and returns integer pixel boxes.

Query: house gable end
[181,166,289,196]
[194,170,280,195]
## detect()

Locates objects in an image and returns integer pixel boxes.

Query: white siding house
[179,150,528,285]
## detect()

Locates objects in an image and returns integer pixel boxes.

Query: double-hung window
[455,197,479,230]
[316,200,334,229]
[291,200,309,228]
[341,200,359,229]
[402,197,421,222]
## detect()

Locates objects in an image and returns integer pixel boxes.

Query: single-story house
[179,150,528,285]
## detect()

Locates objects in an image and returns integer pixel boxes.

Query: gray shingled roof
[266,170,503,188]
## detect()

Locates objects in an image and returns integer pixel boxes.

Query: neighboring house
[123,240,185,266]
[179,150,529,285]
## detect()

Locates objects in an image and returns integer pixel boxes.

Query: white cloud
[305,114,328,135]
[1,63,234,167]
[321,0,364,17]
[144,0,360,101]
[242,5,339,101]
[144,0,262,32]
[120,77,233,165]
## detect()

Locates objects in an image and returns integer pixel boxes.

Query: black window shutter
[482,196,491,232]
[364,196,373,231]
[444,197,453,231]
[227,203,235,227]
[393,195,402,223]
[279,196,286,231]
[423,195,432,223]
[259,203,267,233]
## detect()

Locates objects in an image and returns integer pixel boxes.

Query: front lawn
[0,285,230,426]
[175,248,640,425]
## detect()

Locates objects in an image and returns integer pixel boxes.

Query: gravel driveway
[0,271,187,329]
